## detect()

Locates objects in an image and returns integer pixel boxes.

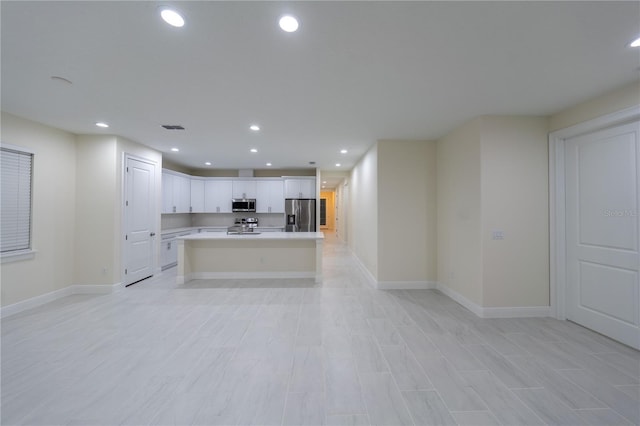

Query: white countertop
[178,231,324,241]
[162,226,285,236]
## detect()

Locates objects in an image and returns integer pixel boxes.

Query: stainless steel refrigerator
[285,199,316,232]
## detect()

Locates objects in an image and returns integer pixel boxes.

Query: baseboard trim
[188,271,316,280]
[349,250,377,289]
[435,282,552,318]
[72,283,123,294]
[435,283,484,317]
[1,286,74,318]
[377,281,437,290]
[349,250,437,290]
[1,282,123,318]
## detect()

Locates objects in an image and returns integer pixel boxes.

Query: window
[1,145,34,259]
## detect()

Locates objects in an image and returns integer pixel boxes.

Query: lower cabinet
[161,231,192,270]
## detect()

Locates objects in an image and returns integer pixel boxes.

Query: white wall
[377,140,436,283]
[480,116,549,307]
[349,144,378,279]
[436,119,483,305]
[1,112,77,306]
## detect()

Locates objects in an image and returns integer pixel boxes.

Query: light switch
[492,230,505,240]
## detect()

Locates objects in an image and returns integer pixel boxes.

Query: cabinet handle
[190,206,193,213]
[268,206,271,213]
[216,206,220,213]
[168,242,171,249]
[173,206,176,213]
[150,232,156,237]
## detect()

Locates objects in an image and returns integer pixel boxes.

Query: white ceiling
[2,1,639,180]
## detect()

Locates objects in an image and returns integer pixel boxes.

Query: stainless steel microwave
[232,199,256,212]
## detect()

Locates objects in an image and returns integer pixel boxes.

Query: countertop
[178,231,325,241]
[162,226,285,236]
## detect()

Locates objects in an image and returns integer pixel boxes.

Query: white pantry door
[565,121,640,349]
[124,156,156,286]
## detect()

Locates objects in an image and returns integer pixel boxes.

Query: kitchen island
[176,232,324,284]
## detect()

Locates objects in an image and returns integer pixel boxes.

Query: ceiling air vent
[161,125,185,130]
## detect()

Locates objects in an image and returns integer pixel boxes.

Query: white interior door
[565,121,640,349]
[124,156,156,286]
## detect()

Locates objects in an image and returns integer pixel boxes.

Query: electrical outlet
[492,230,505,240]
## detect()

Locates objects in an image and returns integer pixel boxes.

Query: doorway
[551,108,639,349]
[123,155,157,286]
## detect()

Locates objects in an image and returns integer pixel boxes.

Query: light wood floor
[2,235,639,425]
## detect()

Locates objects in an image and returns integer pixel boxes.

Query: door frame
[549,105,640,320]
[121,153,159,286]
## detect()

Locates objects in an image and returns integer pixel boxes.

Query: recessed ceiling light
[250,124,261,131]
[630,37,640,47]
[335,163,341,167]
[160,8,185,27]
[95,122,109,128]
[322,186,326,189]
[171,147,179,152]
[322,181,327,184]
[340,149,348,154]
[250,148,258,153]
[205,161,212,166]
[279,15,299,32]
[266,162,272,167]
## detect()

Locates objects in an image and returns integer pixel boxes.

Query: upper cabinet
[256,179,285,213]
[204,180,232,213]
[162,170,315,214]
[162,170,191,213]
[284,178,316,199]
[190,178,205,213]
[232,180,257,199]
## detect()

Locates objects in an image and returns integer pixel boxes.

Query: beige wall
[377,140,437,283]
[349,144,378,279]
[436,119,483,305]
[549,80,640,132]
[74,135,162,287]
[436,116,550,308]
[480,116,549,307]
[74,135,118,285]
[1,114,164,308]
[1,113,77,306]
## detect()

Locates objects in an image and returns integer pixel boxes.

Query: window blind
[1,147,33,253]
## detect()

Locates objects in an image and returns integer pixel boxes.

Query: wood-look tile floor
[2,235,639,425]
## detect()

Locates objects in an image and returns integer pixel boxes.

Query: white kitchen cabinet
[284,178,316,199]
[256,180,285,213]
[161,231,191,270]
[190,178,205,213]
[173,174,191,213]
[204,180,233,213]
[162,172,174,214]
[162,170,191,213]
[232,179,257,199]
